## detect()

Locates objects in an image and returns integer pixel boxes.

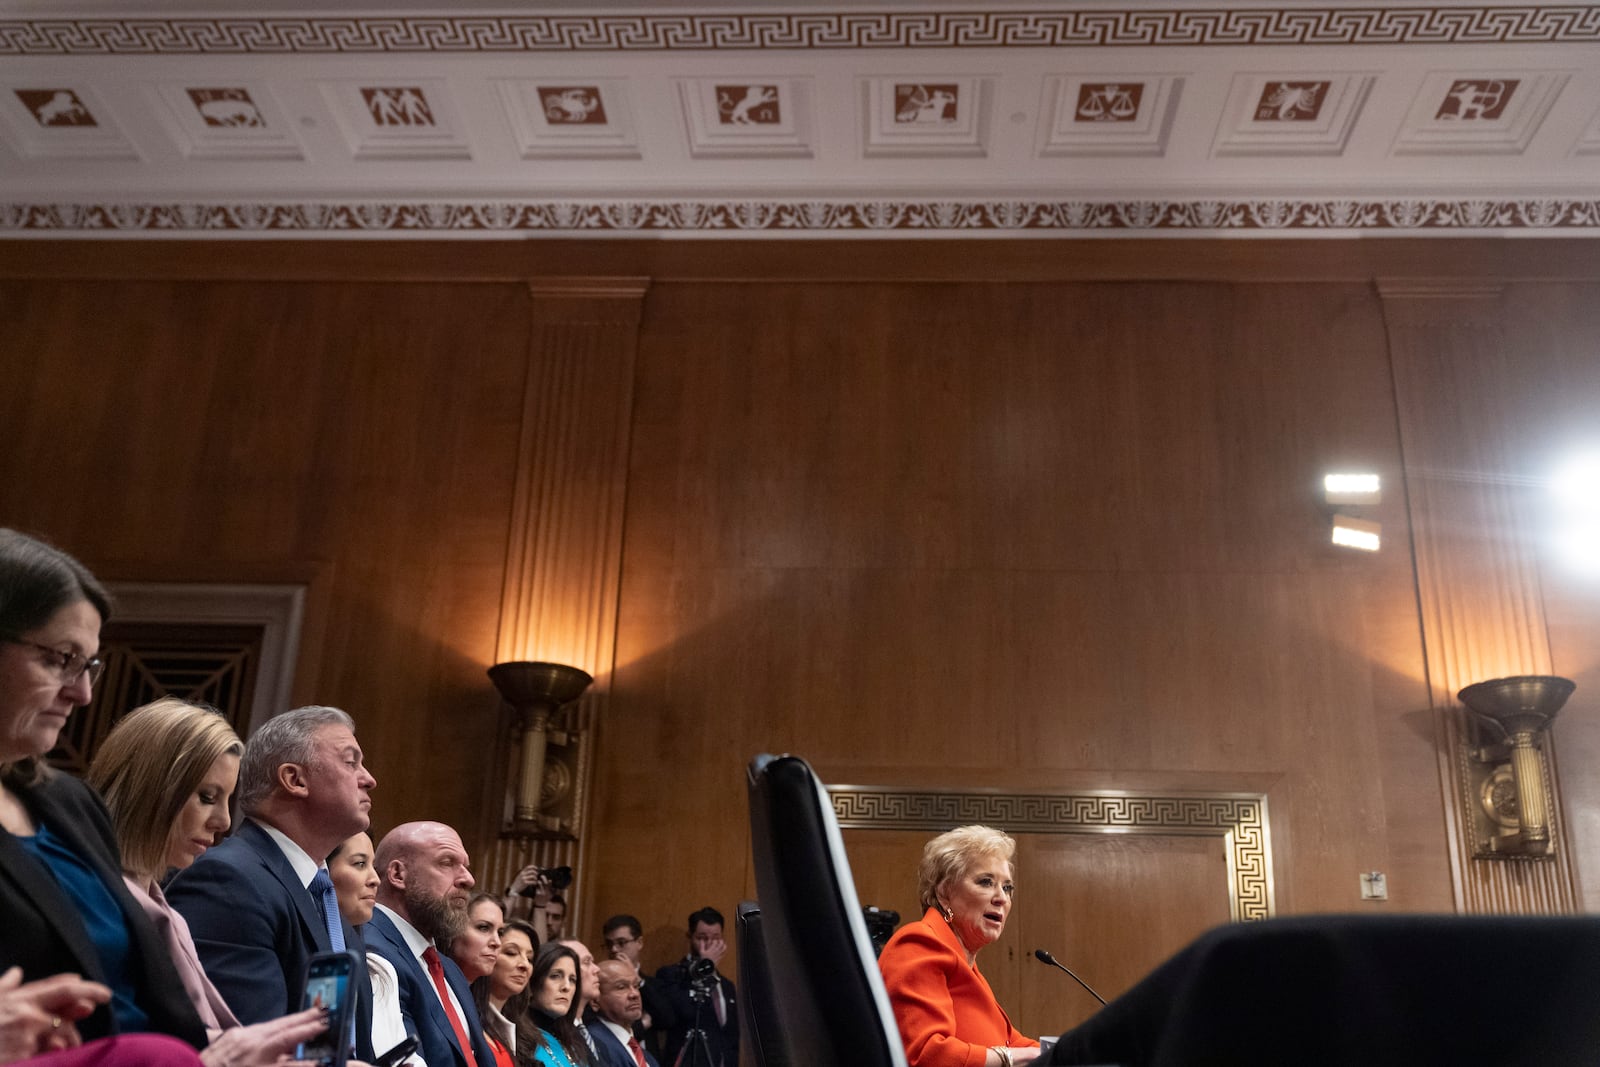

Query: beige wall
[3,240,1598,1035]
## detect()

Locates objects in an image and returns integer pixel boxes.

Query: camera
[684,955,718,1000]
[862,905,900,957]
[515,865,573,897]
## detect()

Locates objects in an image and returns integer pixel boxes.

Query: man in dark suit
[603,913,669,1054]
[167,704,377,1059]
[655,907,738,1067]
[365,821,494,1067]
[591,958,660,1067]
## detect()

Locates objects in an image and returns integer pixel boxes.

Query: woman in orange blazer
[878,826,1041,1067]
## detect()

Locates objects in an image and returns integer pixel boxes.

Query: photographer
[503,865,572,946]
[653,908,737,1067]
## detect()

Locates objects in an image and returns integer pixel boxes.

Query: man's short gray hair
[237,705,355,816]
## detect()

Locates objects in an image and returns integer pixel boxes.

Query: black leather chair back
[734,901,794,1067]
[745,753,907,1067]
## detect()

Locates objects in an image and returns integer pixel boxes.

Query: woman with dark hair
[444,892,505,986]
[524,942,592,1067]
[0,529,320,1067]
[470,919,536,1067]
[327,831,412,1062]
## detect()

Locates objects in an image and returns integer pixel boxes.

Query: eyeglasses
[2,636,105,687]
[604,936,640,951]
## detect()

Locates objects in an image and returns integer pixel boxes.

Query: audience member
[166,703,378,1059]
[654,908,737,1067]
[524,944,591,1067]
[588,961,657,1067]
[328,831,416,1064]
[0,529,324,1067]
[0,965,213,1067]
[600,915,664,1049]
[558,942,601,1063]
[85,698,243,1039]
[545,897,568,943]
[445,894,505,986]
[502,868,556,944]
[471,919,536,1067]
[365,822,495,1067]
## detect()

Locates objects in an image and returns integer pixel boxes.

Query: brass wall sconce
[1457,675,1577,860]
[488,661,593,837]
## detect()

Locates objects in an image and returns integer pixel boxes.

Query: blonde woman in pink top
[87,697,244,1039]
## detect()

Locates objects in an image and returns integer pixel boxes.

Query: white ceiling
[2,1,1598,239]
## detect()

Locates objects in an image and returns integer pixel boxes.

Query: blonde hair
[917,825,1017,912]
[87,697,243,882]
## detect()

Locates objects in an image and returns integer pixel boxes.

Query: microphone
[1034,948,1107,1006]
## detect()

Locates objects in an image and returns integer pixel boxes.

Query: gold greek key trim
[829,785,1274,922]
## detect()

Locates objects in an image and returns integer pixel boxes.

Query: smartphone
[297,950,361,1067]
[374,1035,418,1067]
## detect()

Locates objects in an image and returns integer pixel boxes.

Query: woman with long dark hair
[469,918,537,1067]
[523,942,593,1067]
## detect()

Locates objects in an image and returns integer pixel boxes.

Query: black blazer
[0,771,207,1048]
[165,817,374,1058]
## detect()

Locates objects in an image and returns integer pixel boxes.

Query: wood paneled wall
[4,241,1600,1040]
[0,279,532,832]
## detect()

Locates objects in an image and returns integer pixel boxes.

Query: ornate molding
[4,197,1598,236]
[829,786,1275,922]
[3,8,1597,55]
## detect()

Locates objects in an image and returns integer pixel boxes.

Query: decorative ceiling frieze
[6,195,1596,235]
[4,7,1600,55]
[3,2,1598,240]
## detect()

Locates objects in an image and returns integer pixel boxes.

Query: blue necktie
[308,868,347,951]
[308,868,357,1056]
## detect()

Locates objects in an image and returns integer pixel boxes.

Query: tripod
[672,986,720,1067]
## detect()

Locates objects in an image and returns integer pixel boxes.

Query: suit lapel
[368,910,467,1067]
[236,820,332,953]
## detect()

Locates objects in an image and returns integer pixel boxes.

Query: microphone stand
[1034,949,1107,1006]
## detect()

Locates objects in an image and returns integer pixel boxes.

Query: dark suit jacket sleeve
[587,1017,636,1067]
[0,773,207,1048]
[166,826,301,1024]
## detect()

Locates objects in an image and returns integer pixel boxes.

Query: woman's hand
[198,1007,326,1067]
[0,966,110,1062]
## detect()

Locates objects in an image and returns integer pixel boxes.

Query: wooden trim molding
[830,785,1275,922]
[481,277,651,925]
[1380,282,1580,913]
[104,581,305,734]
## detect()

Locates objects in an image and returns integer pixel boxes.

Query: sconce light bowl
[1457,675,1576,739]
[1456,674,1576,860]
[488,661,594,712]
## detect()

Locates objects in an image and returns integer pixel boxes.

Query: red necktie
[422,946,479,1067]
[627,1035,647,1067]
